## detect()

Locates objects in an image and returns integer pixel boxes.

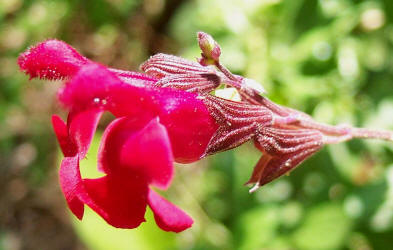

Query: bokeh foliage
[1,0,393,249]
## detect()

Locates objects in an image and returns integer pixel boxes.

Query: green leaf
[292,203,352,250]
[235,206,280,250]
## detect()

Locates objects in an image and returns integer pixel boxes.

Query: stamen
[249,183,260,193]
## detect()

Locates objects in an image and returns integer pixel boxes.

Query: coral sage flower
[18,32,393,231]
[19,41,221,232]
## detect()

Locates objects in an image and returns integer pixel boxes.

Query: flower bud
[197,57,215,66]
[197,32,221,63]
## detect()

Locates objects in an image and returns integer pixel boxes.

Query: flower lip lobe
[81,174,149,229]
[59,155,85,220]
[147,189,193,232]
[98,116,174,189]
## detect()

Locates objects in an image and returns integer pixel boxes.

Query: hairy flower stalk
[18,32,393,231]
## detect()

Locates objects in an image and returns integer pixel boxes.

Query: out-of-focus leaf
[235,205,280,250]
[292,203,352,249]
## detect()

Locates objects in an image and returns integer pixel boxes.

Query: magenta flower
[18,32,393,231]
[18,41,222,231]
[50,63,220,231]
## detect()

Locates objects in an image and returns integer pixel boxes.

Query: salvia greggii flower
[48,63,216,231]
[18,32,393,231]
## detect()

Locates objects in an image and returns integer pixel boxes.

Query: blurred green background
[1,0,393,249]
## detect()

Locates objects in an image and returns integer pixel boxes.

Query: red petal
[81,174,148,229]
[52,115,77,157]
[98,117,174,189]
[147,189,193,232]
[58,63,159,116]
[18,39,88,80]
[17,39,157,85]
[67,109,102,158]
[98,116,152,173]
[96,117,126,174]
[120,118,174,189]
[59,156,84,219]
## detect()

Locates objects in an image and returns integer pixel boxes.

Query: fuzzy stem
[323,127,393,144]
[215,62,238,82]
[351,127,393,141]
